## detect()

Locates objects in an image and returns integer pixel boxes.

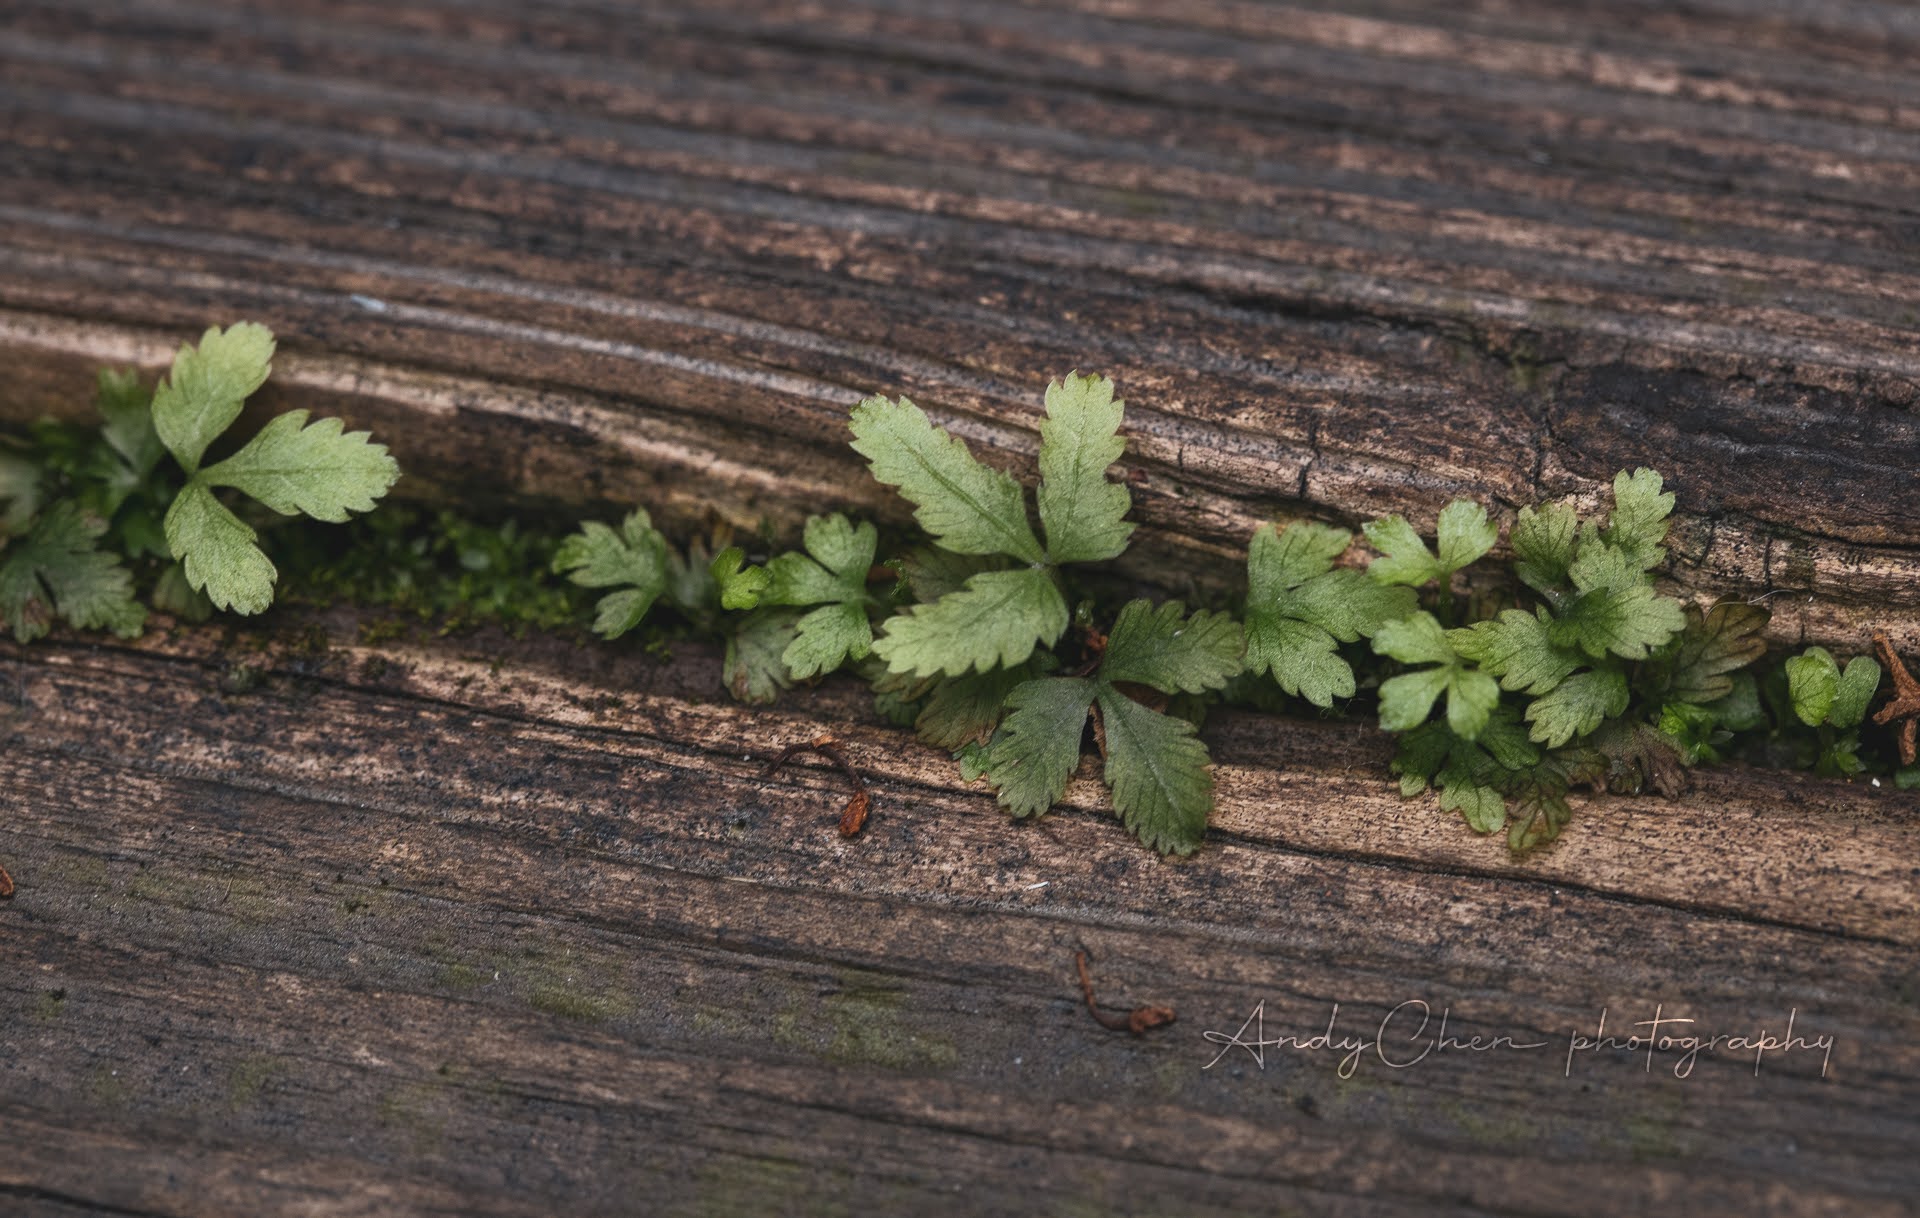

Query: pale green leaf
[1362,515,1442,586]
[764,514,876,606]
[1556,543,1687,659]
[552,510,670,639]
[1378,667,1452,732]
[1525,668,1629,748]
[981,677,1097,817]
[1373,612,1498,738]
[709,546,769,610]
[201,410,399,522]
[872,567,1067,677]
[1600,468,1674,570]
[1372,611,1455,667]
[1101,599,1244,695]
[1364,500,1491,586]
[1036,372,1132,564]
[1448,607,1581,695]
[1435,499,1497,574]
[164,480,277,615]
[1281,568,1417,642]
[1246,521,1412,708]
[1512,500,1579,593]
[152,322,275,472]
[1096,687,1213,856]
[784,600,873,679]
[849,394,1043,561]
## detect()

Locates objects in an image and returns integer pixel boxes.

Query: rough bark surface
[2,2,1919,1215]
[0,0,1916,645]
[2,616,1918,1217]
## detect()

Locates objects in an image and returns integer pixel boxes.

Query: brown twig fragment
[1871,631,1920,767]
[760,734,872,837]
[1075,948,1176,1036]
[0,861,14,900]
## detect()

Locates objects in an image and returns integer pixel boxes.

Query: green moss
[270,503,593,636]
[771,971,958,1074]
[226,1054,285,1109]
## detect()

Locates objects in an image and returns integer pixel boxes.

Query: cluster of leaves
[0,324,398,642]
[10,338,1912,857]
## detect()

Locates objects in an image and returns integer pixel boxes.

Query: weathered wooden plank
[0,0,1916,648]
[3,3,1920,1214]
[2,616,1918,1215]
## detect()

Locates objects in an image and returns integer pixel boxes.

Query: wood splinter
[760,734,872,837]
[1075,948,1176,1036]
[0,861,14,900]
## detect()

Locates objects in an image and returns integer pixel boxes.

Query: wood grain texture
[0,0,1916,646]
[2,612,1918,1218]
[3,3,1920,1214]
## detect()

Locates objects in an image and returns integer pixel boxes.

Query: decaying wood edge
[0,308,1913,654]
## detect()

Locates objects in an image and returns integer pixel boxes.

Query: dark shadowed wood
[3,2,1920,1215]
[0,0,1916,648]
[2,614,1918,1217]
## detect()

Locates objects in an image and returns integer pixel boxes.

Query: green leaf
[1036,372,1132,564]
[0,500,146,642]
[1829,656,1882,730]
[1511,500,1579,594]
[1448,607,1581,695]
[1252,617,1356,706]
[1096,686,1212,856]
[1785,647,1839,727]
[894,545,1001,602]
[1101,599,1244,695]
[152,322,275,473]
[1439,778,1507,834]
[150,561,213,624]
[914,661,1045,750]
[552,510,670,639]
[0,450,41,532]
[765,514,876,605]
[849,394,1043,562]
[1362,515,1442,586]
[1600,468,1674,571]
[1784,647,1878,729]
[709,546,769,610]
[1363,499,1494,586]
[873,567,1067,677]
[1435,499,1498,574]
[724,608,799,704]
[1524,668,1629,748]
[1373,612,1499,738]
[1244,522,1415,707]
[759,515,879,678]
[1555,543,1687,660]
[96,368,164,477]
[1373,611,1458,667]
[1655,602,1770,703]
[785,601,873,679]
[981,677,1097,817]
[164,481,277,615]
[200,410,400,522]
